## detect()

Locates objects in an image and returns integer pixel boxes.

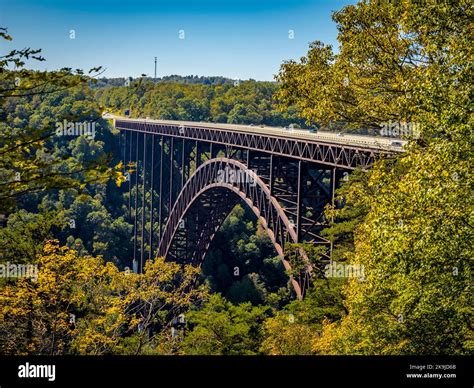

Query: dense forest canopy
[95,77,309,128]
[277,0,473,354]
[91,75,237,88]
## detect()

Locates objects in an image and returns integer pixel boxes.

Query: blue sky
[1,0,356,81]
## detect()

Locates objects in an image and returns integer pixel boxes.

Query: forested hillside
[95,78,308,127]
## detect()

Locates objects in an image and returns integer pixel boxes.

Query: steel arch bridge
[113,117,399,299]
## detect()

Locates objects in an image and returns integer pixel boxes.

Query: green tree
[261,279,346,355]
[0,209,65,265]
[181,294,269,355]
[0,27,123,213]
[0,241,206,355]
[277,0,473,354]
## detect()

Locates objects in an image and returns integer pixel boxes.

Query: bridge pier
[133,131,139,272]
[149,134,155,261]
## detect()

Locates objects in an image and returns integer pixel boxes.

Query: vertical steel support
[296,160,303,243]
[331,167,337,222]
[181,138,185,189]
[269,154,274,195]
[158,136,164,241]
[169,137,174,207]
[149,134,155,260]
[194,140,200,171]
[330,167,337,260]
[140,133,147,272]
[133,131,139,269]
[123,131,127,172]
[128,130,133,218]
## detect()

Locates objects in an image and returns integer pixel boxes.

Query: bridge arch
[157,157,305,298]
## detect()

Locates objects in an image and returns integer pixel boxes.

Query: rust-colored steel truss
[115,120,393,298]
[116,119,390,170]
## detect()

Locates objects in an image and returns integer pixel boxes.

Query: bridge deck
[108,115,405,152]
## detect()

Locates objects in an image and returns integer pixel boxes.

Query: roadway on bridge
[106,114,406,152]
